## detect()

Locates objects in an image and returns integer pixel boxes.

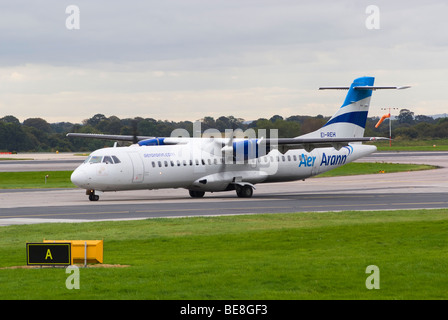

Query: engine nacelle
[138,138,166,146]
[231,139,269,161]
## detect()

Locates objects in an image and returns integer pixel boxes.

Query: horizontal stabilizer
[319,86,410,90]
[353,85,411,90]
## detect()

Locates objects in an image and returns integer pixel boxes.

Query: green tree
[397,109,414,125]
[23,118,52,133]
[1,115,20,124]
[84,114,107,127]
[0,122,32,152]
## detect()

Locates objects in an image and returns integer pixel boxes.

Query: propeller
[220,129,236,165]
[132,119,138,144]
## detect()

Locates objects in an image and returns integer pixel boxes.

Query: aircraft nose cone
[71,169,89,188]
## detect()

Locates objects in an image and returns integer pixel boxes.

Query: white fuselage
[68,75,406,200]
[71,140,377,193]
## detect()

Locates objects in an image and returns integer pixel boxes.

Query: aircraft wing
[66,133,190,146]
[66,133,153,142]
[261,137,388,153]
[67,132,388,151]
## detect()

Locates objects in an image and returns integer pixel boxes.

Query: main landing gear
[235,185,253,198]
[86,189,99,201]
[188,185,254,199]
[189,190,205,198]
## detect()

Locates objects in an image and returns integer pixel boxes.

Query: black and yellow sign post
[27,243,71,266]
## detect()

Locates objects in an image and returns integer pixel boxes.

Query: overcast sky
[1,0,447,123]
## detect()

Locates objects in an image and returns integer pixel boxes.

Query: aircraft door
[311,151,320,176]
[128,152,144,183]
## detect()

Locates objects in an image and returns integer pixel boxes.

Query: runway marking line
[301,201,448,209]
[300,203,389,208]
[392,202,448,206]
[0,211,130,219]
[135,206,293,213]
[0,207,294,220]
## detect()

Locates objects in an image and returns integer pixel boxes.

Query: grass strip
[317,162,437,177]
[0,171,75,189]
[375,139,448,151]
[0,209,447,299]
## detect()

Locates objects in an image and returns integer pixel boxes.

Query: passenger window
[158,161,162,167]
[152,161,156,168]
[183,160,187,166]
[164,161,168,167]
[287,155,291,161]
[293,155,297,161]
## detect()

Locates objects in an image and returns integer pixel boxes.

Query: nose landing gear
[86,189,99,201]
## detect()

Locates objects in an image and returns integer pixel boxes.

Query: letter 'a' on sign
[27,243,71,266]
[45,249,53,260]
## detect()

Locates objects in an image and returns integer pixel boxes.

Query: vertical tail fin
[322,76,375,138]
[299,76,409,139]
[301,76,375,139]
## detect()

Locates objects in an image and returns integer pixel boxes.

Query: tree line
[0,109,447,152]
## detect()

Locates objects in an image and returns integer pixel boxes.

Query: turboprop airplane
[68,76,409,201]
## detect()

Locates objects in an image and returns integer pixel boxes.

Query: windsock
[375,113,390,128]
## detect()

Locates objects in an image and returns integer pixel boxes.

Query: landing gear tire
[189,190,205,198]
[89,194,99,201]
[236,185,253,198]
[87,190,99,201]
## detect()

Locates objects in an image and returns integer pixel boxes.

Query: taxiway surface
[1,152,447,226]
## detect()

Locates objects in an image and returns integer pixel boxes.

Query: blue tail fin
[300,76,375,139]
[322,76,374,137]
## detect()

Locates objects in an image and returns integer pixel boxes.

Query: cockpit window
[112,156,121,164]
[84,155,121,164]
[102,156,113,164]
[89,156,103,164]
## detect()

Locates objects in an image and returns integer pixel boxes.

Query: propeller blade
[132,120,138,144]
